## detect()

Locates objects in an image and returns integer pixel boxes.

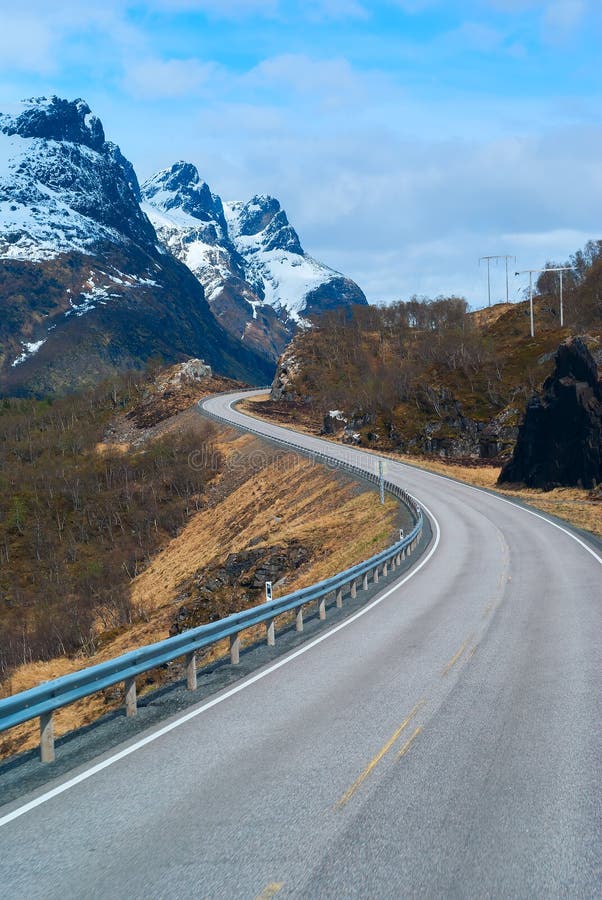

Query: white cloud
[389,1,441,11]
[304,0,369,20]
[245,54,390,105]
[0,16,56,75]
[543,0,586,35]
[142,0,279,17]
[124,58,219,99]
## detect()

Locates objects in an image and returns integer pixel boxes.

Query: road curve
[1,390,600,899]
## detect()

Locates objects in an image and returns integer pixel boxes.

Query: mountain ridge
[141,161,367,361]
[0,97,274,394]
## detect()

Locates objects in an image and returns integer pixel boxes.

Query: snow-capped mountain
[141,163,367,361]
[0,98,273,394]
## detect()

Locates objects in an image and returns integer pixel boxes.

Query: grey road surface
[1,390,600,899]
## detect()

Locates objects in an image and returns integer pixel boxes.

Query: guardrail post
[40,711,55,763]
[230,632,241,665]
[125,677,137,717]
[383,561,388,577]
[319,596,326,620]
[336,588,343,608]
[186,651,197,691]
[351,579,357,599]
[362,572,369,590]
[373,566,379,584]
[296,606,304,632]
[267,618,275,646]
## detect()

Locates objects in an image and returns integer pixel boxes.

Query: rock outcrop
[499,337,602,488]
[170,540,310,635]
[270,337,304,401]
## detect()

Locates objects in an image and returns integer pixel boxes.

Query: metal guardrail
[0,396,424,764]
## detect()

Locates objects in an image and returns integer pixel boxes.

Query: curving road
[1,390,601,899]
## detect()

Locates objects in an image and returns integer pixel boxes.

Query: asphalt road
[1,390,600,899]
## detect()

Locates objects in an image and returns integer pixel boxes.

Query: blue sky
[1,0,600,305]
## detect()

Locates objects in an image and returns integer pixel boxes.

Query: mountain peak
[145,161,202,194]
[141,162,227,229]
[0,96,105,152]
[224,195,304,255]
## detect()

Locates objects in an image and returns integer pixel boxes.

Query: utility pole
[538,266,576,328]
[515,269,537,337]
[479,255,516,306]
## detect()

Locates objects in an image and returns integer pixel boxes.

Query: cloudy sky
[0,0,600,306]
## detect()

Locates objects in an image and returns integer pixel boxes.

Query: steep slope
[141,162,367,362]
[0,98,273,395]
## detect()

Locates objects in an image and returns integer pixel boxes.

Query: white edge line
[7,388,598,828]
[0,498,441,828]
[219,393,602,568]
[395,459,602,567]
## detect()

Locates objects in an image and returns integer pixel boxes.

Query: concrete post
[40,711,55,764]
[296,607,304,632]
[383,561,388,577]
[362,572,369,590]
[336,588,343,609]
[125,676,137,717]
[267,618,275,646]
[230,632,241,665]
[373,566,379,584]
[351,579,357,599]
[319,596,326,620]
[186,651,197,691]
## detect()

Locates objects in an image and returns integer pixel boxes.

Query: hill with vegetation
[261,240,602,464]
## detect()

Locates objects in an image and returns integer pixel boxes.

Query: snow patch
[12,339,47,367]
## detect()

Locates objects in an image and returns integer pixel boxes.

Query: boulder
[498,337,602,488]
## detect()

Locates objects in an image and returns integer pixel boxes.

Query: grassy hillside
[0,367,401,757]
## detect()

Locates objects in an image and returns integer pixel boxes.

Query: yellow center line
[396,725,422,759]
[256,883,284,900]
[441,633,474,677]
[335,699,425,810]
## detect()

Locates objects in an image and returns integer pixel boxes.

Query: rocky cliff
[499,337,602,488]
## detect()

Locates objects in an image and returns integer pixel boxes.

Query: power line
[514,269,538,337]
[479,255,516,306]
[538,266,576,328]
[515,266,577,336]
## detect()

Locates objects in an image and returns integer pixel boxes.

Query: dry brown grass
[240,400,602,540]
[390,455,602,538]
[470,302,514,329]
[1,429,398,759]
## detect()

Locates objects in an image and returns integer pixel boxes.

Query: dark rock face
[143,161,230,238]
[304,276,367,314]
[170,540,310,635]
[270,339,302,401]
[499,338,602,488]
[1,97,105,150]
